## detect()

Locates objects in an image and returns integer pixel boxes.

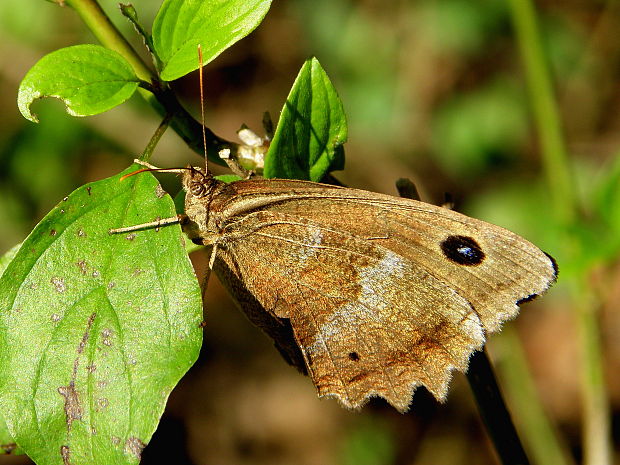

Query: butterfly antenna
[198,44,209,177]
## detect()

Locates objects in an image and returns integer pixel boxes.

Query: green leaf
[0,243,21,277]
[215,174,243,183]
[18,45,140,122]
[264,58,347,181]
[0,416,22,455]
[152,0,272,81]
[0,166,202,464]
[0,244,23,456]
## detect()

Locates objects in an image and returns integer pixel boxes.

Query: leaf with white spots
[0,166,202,464]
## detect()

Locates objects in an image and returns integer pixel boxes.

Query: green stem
[507,1,611,464]
[65,0,155,82]
[507,0,574,226]
[63,0,236,163]
[139,113,172,162]
[496,328,573,465]
[574,278,611,465]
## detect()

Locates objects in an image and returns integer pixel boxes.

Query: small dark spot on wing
[348,352,360,361]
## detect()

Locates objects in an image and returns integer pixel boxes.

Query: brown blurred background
[1,0,619,464]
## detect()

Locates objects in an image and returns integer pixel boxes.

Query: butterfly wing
[207,179,557,411]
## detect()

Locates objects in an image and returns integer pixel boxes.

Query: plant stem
[63,0,236,163]
[507,1,611,464]
[573,278,610,465]
[139,114,172,162]
[507,0,574,226]
[495,328,573,465]
[65,0,155,82]
[466,350,530,465]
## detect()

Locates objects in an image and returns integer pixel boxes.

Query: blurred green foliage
[1,0,618,464]
[338,417,396,465]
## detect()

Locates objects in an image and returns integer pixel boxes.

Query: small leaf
[264,58,347,181]
[18,45,140,122]
[0,166,202,464]
[152,0,272,81]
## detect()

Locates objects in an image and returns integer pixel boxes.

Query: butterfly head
[180,166,226,245]
[181,165,217,199]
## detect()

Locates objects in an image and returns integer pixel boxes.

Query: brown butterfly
[114,164,557,412]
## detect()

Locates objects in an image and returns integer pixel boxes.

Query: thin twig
[63,0,237,164]
[467,350,530,465]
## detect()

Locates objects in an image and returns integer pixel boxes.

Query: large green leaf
[152,0,272,81]
[18,45,140,122]
[0,166,202,465]
[0,399,21,456]
[0,243,21,277]
[0,244,23,456]
[264,58,347,181]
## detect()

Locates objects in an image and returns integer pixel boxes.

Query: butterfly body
[180,168,557,412]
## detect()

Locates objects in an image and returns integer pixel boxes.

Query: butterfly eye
[190,181,207,197]
[440,235,485,266]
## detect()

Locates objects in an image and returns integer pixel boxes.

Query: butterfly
[139,165,557,412]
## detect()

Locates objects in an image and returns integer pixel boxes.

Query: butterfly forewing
[185,176,557,411]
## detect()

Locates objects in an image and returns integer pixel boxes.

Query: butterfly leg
[108,215,183,234]
[198,244,218,303]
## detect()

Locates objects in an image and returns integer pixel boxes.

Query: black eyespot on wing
[440,235,485,266]
[348,352,360,362]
